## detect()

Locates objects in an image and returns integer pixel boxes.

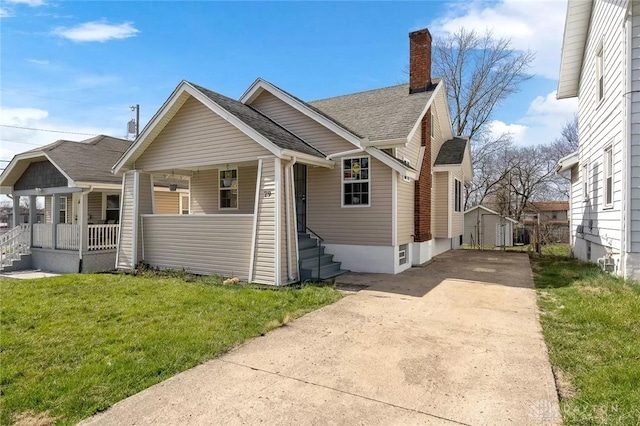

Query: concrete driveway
[81,250,560,426]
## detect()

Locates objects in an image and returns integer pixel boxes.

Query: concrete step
[300,253,335,269]
[301,262,343,282]
[0,253,32,272]
[298,245,325,260]
[298,237,319,250]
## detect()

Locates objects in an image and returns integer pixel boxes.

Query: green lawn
[0,274,342,425]
[532,254,640,425]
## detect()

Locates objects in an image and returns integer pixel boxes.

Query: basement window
[399,244,408,265]
[342,157,370,207]
[219,169,238,209]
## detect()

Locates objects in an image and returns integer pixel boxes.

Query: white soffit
[557,0,594,99]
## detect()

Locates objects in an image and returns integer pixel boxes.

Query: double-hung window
[342,157,370,206]
[106,195,120,222]
[454,179,462,212]
[59,196,67,223]
[604,146,613,207]
[219,169,238,209]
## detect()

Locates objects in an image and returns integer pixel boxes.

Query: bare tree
[544,115,579,199]
[433,28,535,140]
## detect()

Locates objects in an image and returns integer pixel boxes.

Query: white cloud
[429,0,567,79]
[0,6,14,17]
[25,58,49,65]
[52,21,139,43]
[0,106,125,163]
[487,90,578,145]
[6,0,46,6]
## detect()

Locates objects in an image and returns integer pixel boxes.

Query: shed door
[496,224,505,247]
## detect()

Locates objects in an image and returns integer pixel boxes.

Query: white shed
[463,205,518,247]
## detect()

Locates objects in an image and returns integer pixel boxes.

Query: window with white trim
[219,169,238,209]
[59,196,67,223]
[454,179,462,212]
[342,157,370,206]
[582,162,589,200]
[106,195,120,222]
[604,146,613,207]
[181,195,189,215]
[596,44,604,102]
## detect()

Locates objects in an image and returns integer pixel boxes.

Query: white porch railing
[33,224,53,249]
[88,224,119,251]
[57,224,80,250]
[0,225,30,270]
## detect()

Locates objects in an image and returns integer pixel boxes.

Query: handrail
[0,225,30,271]
[303,225,324,281]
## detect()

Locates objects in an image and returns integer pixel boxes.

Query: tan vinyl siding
[190,165,257,214]
[250,91,354,155]
[135,97,271,171]
[88,192,102,222]
[396,173,414,244]
[154,191,180,214]
[433,172,449,238]
[252,158,276,284]
[117,172,135,268]
[307,157,392,246]
[44,195,70,224]
[137,174,154,261]
[142,215,253,279]
[451,169,464,237]
[396,121,421,170]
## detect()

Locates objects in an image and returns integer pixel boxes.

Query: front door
[294,164,307,232]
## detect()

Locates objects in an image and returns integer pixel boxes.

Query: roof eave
[557,0,594,99]
[555,151,580,174]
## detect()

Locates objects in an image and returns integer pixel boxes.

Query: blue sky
[0,0,577,168]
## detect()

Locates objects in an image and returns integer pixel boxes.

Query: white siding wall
[142,215,253,279]
[250,90,354,155]
[252,158,277,284]
[573,0,627,264]
[629,9,640,252]
[450,169,464,238]
[190,165,257,214]
[135,97,271,171]
[117,172,135,269]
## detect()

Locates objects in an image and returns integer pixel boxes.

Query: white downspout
[284,157,297,282]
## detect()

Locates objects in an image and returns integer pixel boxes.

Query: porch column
[12,195,20,227]
[52,193,60,249]
[78,192,89,261]
[29,195,36,247]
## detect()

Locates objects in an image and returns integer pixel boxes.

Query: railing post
[78,193,88,261]
[12,195,21,228]
[29,195,36,249]
[52,194,60,249]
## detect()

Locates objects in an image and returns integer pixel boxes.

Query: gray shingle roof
[40,135,133,184]
[28,135,187,188]
[434,137,468,166]
[308,80,440,141]
[188,82,325,158]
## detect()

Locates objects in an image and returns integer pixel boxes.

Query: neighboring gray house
[112,27,473,285]
[557,0,640,276]
[463,205,517,248]
[0,135,187,273]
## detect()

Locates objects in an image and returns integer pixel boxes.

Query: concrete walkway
[81,250,560,426]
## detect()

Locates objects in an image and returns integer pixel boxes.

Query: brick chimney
[411,28,433,243]
[409,28,432,94]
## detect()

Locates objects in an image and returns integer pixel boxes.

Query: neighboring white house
[557,0,640,277]
[463,205,517,248]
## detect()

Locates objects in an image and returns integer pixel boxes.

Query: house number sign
[264,190,272,198]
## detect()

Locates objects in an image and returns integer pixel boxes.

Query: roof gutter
[326,147,365,160]
[281,150,335,168]
[361,138,407,148]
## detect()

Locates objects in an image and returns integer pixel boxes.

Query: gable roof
[434,137,468,165]
[189,82,325,158]
[308,80,440,142]
[115,81,329,174]
[464,205,519,223]
[557,0,594,99]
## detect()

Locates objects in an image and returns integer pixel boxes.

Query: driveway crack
[219,359,474,426]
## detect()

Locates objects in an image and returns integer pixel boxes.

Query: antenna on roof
[127,104,140,139]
